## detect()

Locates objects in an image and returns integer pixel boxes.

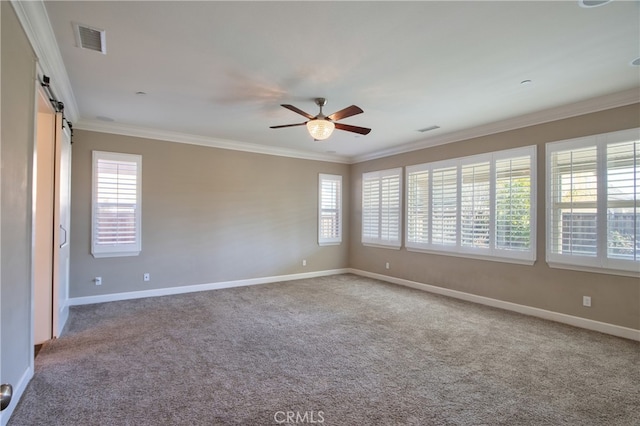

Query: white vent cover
[73,23,106,54]
[578,0,612,7]
[417,125,440,133]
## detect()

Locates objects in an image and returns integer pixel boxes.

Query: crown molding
[11,0,80,122]
[75,119,351,164]
[351,88,640,164]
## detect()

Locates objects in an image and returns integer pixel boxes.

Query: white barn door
[52,112,71,337]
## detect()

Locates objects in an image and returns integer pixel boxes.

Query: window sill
[362,243,402,250]
[546,261,640,278]
[318,241,341,247]
[406,247,535,266]
[92,250,141,259]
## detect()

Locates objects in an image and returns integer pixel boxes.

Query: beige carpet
[9,274,640,425]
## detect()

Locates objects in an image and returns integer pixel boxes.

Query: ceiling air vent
[73,23,106,54]
[417,125,440,133]
[578,0,612,7]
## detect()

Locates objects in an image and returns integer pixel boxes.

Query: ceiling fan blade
[334,122,371,135]
[281,104,315,120]
[326,105,363,121]
[270,122,307,129]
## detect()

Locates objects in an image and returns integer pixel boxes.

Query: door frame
[32,84,55,345]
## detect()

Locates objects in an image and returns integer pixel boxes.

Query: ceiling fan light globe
[306,119,335,141]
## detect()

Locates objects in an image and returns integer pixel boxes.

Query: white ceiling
[40,1,639,162]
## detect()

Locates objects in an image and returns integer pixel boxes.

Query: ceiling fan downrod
[314,98,328,119]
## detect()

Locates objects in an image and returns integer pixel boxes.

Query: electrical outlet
[302,259,307,266]
[95,277,102,286]
[385,262,390,270]
[583,296,591,307]
[143,273,150,282]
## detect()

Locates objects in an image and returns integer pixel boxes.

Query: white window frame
[546,128,639,276]
[91,151,142,258]
[318,174,342,246]
[362,168,403,249]
[405,146,536,265]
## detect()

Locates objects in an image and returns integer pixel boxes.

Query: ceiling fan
[270,98,371,141]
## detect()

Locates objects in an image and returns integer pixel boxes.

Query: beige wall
[1,0,37,410]
[350,104,640,330]
[69,130,350,298]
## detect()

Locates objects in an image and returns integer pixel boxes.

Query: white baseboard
[348,269,640,342]
[67,269,350,307]
[0,366,33,426]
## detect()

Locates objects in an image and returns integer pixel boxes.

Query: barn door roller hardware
[40,75,74,140]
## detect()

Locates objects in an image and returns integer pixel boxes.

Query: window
[318,174,342,245]
[92,151,142,258]
[406,146,536,264]
[547,128,639,275]
[362,168,402,248]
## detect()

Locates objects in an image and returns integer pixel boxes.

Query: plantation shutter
[495,155,532,252]
[380,174,401,242]
[362,168,402,248]
[406,167,430,247]
[549,146,598,257]
[431,166,457,246]
[92,151,142,257]
[318,174,342,245]
[461,162,491,249]
[606,140,639,261]
[362,177,380,241]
